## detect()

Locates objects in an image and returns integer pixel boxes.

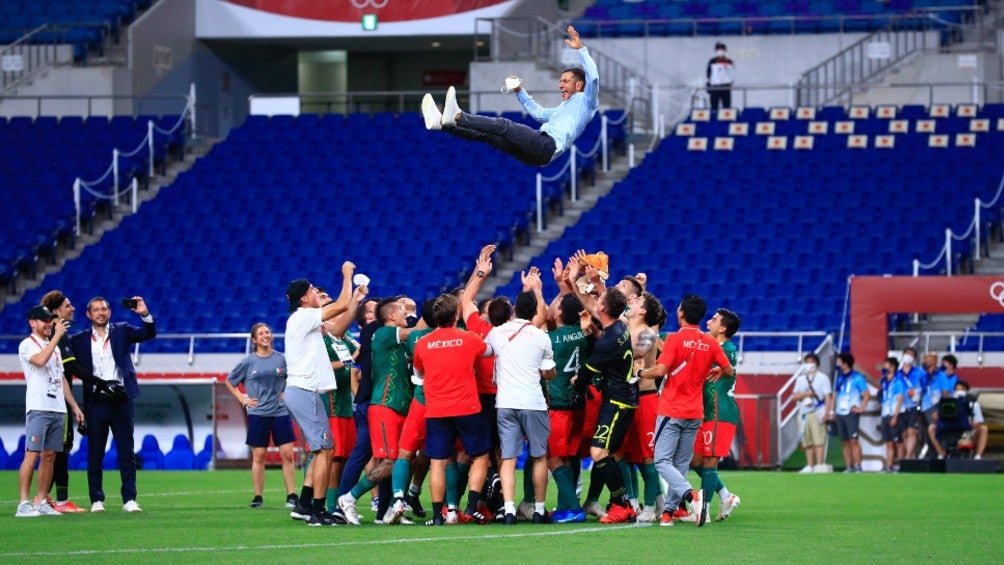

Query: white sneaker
[688,490,707,527]
[583,500,607,519]
[798,465,814,474]
[516,500,535,521]
[36,499,63,516]
[123,500,142,513]
[15,501,40,518]
[337,494,361,526]
[636,506,657,523]
[445,509,458,525]
[812,464,832,474]
[421,94,442,131]
[716,493,741,522]
[91,501,106,513]
[442,86,462,126]
[387,498,406,525]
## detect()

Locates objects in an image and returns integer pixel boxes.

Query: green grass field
[1,469,1002,563]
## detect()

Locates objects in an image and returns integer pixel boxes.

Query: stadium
[1,0,1003,560]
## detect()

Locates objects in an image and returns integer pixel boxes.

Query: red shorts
[549,409,585,458]
[398,399,427,454]
[328,416,356,459]
[694,421,737,459]
[578,385,602,458]
[621,391,658,463]
[368,404,407,460]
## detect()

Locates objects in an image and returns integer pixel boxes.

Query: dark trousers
[708,86,732,110]
[338,401,372,496]
[445,112,556,167]
[86,396,137,504]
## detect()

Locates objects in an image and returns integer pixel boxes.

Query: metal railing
[796,26,928,107]
[0,23,110,94]
[0,93,190,118]
[889,331,1004,365]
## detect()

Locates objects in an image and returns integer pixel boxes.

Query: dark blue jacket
[70,320,157,401]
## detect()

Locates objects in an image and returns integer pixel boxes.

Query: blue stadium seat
[136,434,164,470]
[164,434,196,470]
[193,434,215,470]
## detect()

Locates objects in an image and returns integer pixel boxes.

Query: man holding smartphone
[69,296,156,513]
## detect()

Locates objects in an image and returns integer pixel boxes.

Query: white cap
[353,273,370,287]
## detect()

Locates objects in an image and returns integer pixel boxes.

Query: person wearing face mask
[918,352,947,459]
[894,347,926,459]
[706,42,735,110]
[926,355,960,459]
[878,358,906,473]
[826,353,871,473]
[792,353,832,474]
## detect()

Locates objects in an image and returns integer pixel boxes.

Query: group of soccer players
[240,247,743,527]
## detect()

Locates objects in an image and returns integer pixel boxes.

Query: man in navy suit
[70,296,156,513]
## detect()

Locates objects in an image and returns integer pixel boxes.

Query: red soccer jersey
[414,327,487,418]
[656,325,732,419]
[465,312,498,395]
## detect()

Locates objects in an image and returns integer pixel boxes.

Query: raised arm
[461,244,496,322]
[321,261,356,321]
[327,285,369,337]
[567,26,599,111]
[521,267,547,328]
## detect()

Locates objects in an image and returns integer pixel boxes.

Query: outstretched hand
[565,25,583,50]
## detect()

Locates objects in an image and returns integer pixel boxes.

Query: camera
[120,298,138,309]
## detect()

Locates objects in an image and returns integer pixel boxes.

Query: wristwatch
[476,271,485,278]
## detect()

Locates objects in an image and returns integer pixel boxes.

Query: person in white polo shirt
[16,305,84,518]
[485,270,555,525]
[283,261,357,526]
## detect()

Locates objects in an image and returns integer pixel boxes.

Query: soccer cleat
[285,494,299,509]
[798,465,813,474]
[52,499,87,513]
[673,507,696,523]
[307,510,337,527]
[551,508,586,523]
[442,86,462,126]
[716,494,741,522]
[503,512,517,525]
[583,500,608,519]
[370,496,380,512]
[659,510,674,527]
[421,94,443,131]
[517,500,535,521]
[290,503,311,521]
[636,506,658,523]
[387,498,406,525]
[249,496,263,509]
[37,499,63,516]
[465,510,492,525]
[123,500,143,513]
[404,492,426,518]
[90,501,106,513]
[598,503,635,524]
[531,511,552,524]
[688,490,707,527]
[15,501,40,518]
[338,494,362,526]
[426,514,445,526]
[329,508,348,525]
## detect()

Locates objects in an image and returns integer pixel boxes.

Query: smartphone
[120,298,138,309]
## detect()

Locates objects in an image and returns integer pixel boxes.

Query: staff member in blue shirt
[895,347,926,459]
[421,25,598,167]
[825,353,871,473]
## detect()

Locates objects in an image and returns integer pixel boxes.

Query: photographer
[69,296,156,513]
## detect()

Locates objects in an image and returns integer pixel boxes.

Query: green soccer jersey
[371,325,413,414]
[321,334,356,418]
[704,339,739,424]
[405,327,434,406]
[548,324,589,409]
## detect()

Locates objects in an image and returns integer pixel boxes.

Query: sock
[503,500,516,515]
[616,460,635,500]
[534,501,545,515]
[629,464,640,502]
[594,457,628,506]
[701,467,719,507]
[693,466,704,480]
[349,477,375,501]
[445,462,460,507]
[455,461,471,505]
[718,486,731,501]
[432,501,444,519]
[312,497,325,514]
[585,465,605,503]
[377,480,392,519]
[326,486,338,513]
[409,483,422,496]
[640,463,661,506]
[522,458,535,503]
[299,486,314,508]
[552,465,578,511]
[572,461,582,497]
[465,489,482,515]
[392,458,411,499]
